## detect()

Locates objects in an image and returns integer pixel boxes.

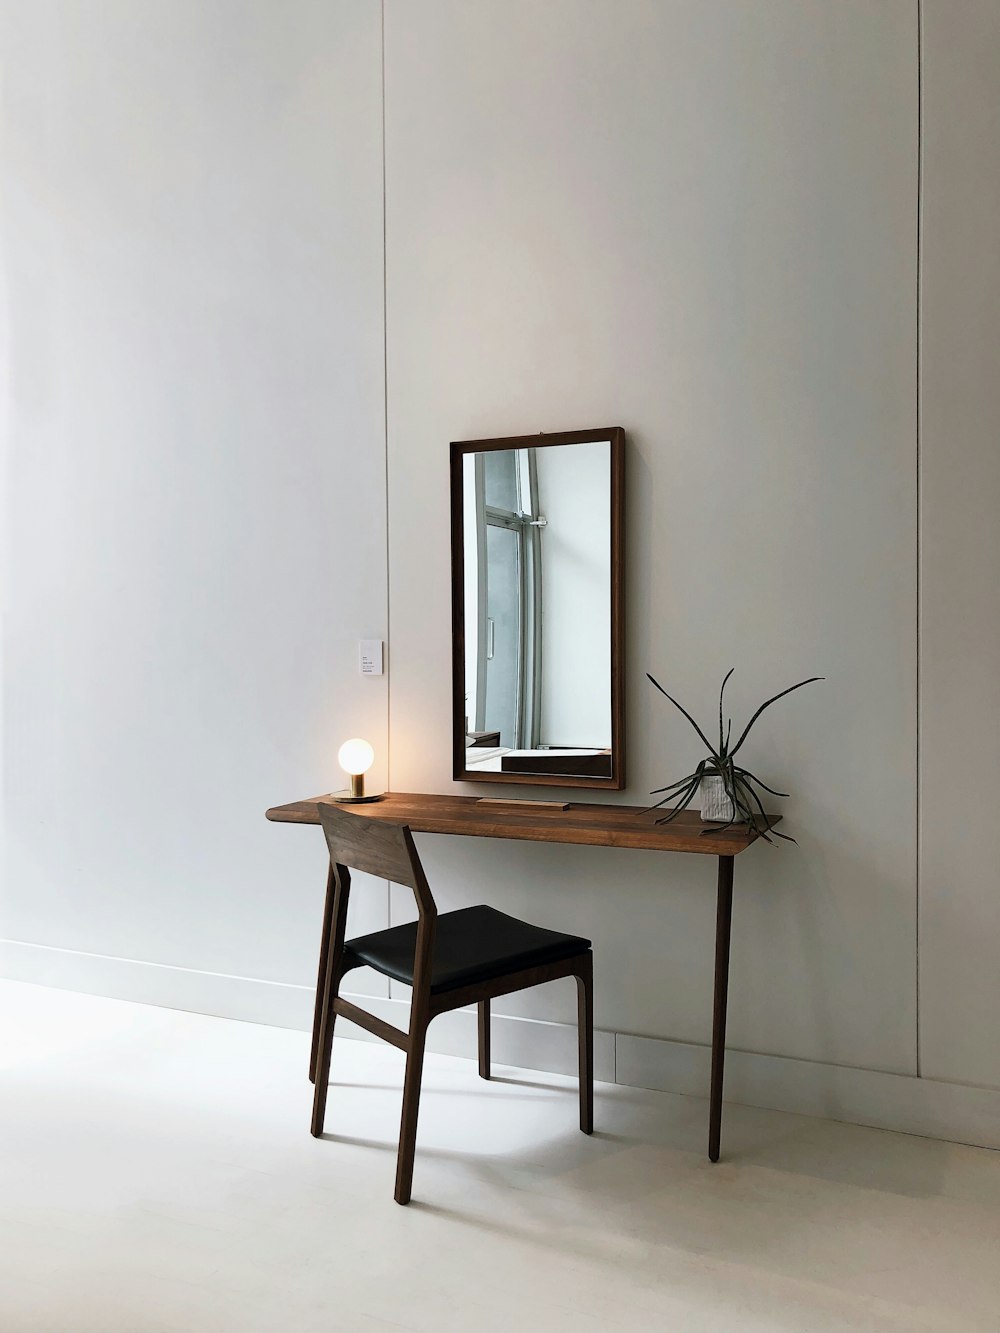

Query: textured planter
[699,773,736,823]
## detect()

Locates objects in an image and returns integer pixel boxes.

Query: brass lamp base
[328,790,384,804]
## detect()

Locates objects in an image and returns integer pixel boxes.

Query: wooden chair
[310,803,594,1205]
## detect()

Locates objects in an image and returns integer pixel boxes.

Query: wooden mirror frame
[449,426,625,790]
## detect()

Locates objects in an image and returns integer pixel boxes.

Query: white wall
[385,0,918,1080]
[0,0,389,1014]
[3,0,1000,1149]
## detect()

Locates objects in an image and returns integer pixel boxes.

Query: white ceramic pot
[699,773,736,822]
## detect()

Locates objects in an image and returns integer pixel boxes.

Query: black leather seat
[344,904,591,995]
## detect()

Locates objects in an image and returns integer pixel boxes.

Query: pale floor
[1,981,999,1333]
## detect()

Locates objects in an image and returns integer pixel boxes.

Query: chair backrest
[318,803,436,917]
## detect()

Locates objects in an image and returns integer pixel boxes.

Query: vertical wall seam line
[915,0,923,1080]
[381,0,392,932]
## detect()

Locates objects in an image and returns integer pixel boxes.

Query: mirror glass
[452,429,624,787]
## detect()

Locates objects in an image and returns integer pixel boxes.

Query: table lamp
[331,737,383,803]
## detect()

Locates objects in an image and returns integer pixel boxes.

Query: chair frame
[309,805,594,1205]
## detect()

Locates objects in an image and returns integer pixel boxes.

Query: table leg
[708,854,735,1162]
[309,862,337,1084]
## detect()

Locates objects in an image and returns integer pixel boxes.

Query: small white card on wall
[359,640,384,676]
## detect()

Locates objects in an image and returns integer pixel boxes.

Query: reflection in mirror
[452,429,624,787]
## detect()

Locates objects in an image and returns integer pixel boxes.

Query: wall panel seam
[922,0,928,1082]
[381,0,392,933]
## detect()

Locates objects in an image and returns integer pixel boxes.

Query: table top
[265,791,780,856]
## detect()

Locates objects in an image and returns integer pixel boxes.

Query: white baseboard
[0,939,316,1031]
[4,939,999,1152]
[615,1033,1000,1152]
[0,939,616,1081]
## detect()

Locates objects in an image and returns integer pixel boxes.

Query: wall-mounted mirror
[450,427,625,789]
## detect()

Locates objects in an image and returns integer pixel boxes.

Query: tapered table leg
[708,854,735,1162]
[478,999,490,1079]
[309,863,336,1084]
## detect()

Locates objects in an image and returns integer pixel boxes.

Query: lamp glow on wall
[331,737,382,803]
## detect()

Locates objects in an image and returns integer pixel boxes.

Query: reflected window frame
[472,447,542,749]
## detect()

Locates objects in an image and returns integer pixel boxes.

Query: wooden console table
[266,790,779,1161]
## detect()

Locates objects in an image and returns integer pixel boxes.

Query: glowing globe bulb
[338,738,375,777]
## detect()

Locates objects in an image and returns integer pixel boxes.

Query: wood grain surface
[266,790,779,856]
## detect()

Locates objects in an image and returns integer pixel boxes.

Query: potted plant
[646,669,822,844]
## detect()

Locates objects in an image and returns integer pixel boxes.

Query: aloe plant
[646,669,822,844]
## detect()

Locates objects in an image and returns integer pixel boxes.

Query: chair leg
[395,1019,429,1205]
[576,956,594,1135]
[310,967,339,1137]
[478,999,490,1079]
[309,863,351,1137]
